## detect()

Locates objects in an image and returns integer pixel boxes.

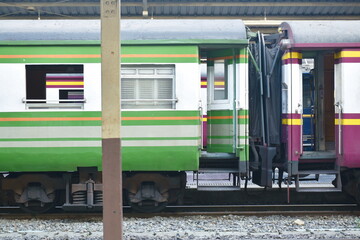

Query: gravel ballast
[0,214,359,239]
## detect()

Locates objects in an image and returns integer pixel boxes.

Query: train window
[25,65,84,109]
[121,65,175,109]
[59,89,84,103]
[213,59,228,100]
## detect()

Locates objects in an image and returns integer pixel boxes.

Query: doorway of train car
[196,47,248,187]
[301,52,335,155]
[301,59,315,151]
[206,49,236,154]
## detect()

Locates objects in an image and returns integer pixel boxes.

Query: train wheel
[130,201,167,213]
[19,201,56,214]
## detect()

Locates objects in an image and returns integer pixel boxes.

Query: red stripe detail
[335,57,360,64]
[336,113,360,119]
[282,58,302,65]
[46,76,83,79]
[282,113,301,119]
[46,85,84,88]
[46,80,84,82]
[340,48,360,52]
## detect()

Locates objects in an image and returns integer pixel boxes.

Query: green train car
[0,20,249,212]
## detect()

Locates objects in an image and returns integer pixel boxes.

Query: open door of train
[206,48,249,175]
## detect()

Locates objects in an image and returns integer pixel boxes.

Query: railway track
[0,203,358,219]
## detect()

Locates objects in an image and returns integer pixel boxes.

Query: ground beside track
[0,213,359,239]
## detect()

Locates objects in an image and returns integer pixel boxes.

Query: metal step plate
[197,186,240,191]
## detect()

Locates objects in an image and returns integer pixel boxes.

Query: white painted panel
[238,62,248,110]
[175,63,200,110]
[0,126,101,139]
[334,63,342,115]
[0,125,199,139]
[46,88,60,103]
[282,63,302,114]
[123,125,199,138]
[200,63,207,114]
[84,63,102,111]
[0,64,26,112]
[282,64,290,113]
[340,63,360,113]
[122,139,198,147]
[292,63,303,114]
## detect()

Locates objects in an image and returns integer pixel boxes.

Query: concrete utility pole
[100,0,122,239]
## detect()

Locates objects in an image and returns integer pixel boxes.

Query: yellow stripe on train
[334,51,360,59]
[281,52,302,60]
[46,82,84,85]
[214,82,225,86]
[282,119,302,125]
[335,119,360,125]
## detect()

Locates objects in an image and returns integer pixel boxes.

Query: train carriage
[0,20,249,212]
[2,19,360,213]
[257,21,360,198]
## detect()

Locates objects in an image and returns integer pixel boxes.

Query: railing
[22,98,178,109]
[22,98,86,109]
[121,98,178,109]
[335,102,342,155]
[121,99,178,102]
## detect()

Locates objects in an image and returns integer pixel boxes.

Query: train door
[207,49,236,154]
[283,50,340,192]
[206,48,249,173]
[301,53,335,154]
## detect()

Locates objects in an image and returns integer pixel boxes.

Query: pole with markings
[100,0,122,239]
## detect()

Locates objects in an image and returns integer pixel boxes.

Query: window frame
[121,64,176,110]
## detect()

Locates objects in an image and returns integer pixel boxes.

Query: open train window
[213,59,228,100]
[121,65,176,109]
[25,65,84,109]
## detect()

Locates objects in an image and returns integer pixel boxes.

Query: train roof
[280,21,360,49]
[0,19,248,44]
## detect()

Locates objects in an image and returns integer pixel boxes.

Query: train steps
[196,152,241,191]
[295,168,342,193]
[195,168,240,191]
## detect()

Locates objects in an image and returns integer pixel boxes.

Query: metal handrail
[121,99,178,102]
[335,102,342,155]
[22,98,87,103]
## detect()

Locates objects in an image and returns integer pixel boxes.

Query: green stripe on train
[0,146,199,172]
[208,110,233,124]
[0,45,198,63]
[207,48,248,64]
[0,110,200,127]
[238,109,249,124]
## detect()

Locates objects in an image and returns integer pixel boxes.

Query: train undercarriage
[0,168,186,213]
[2,163,360,214]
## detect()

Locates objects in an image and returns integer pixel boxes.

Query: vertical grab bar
[198,102,204,150]
[335,102,342,155]
[298,103,303,155]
